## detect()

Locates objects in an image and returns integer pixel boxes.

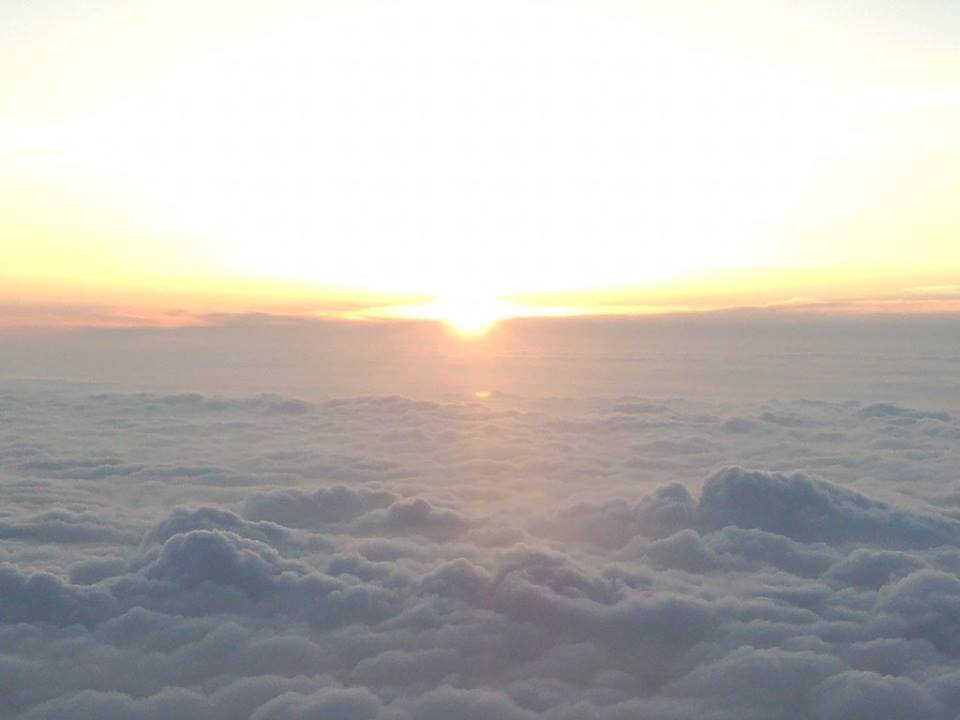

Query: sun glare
[430,296,512,335]
[3,0,959,320]
[386,295,516,336]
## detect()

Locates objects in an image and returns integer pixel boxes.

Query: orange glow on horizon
[5,260,960,331]
[2,1,960,327]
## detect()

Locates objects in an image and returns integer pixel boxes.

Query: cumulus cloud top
[2,387,960,719]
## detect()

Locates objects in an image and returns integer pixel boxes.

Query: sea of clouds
[2,315,960,719]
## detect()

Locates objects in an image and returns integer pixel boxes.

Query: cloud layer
[2,385,960,719]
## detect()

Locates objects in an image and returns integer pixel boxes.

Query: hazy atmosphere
[4,1,960,719]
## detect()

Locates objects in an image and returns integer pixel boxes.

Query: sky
[3,0,960,328]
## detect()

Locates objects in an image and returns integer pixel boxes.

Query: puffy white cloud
[698,468,960,548]
[2,383,960,719]
[244,486,397,528]
[810,671,943,720]
[0,563,117,625]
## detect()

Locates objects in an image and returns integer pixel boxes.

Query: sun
[383,294,516,335]
[429,296,512,335]
[381,293,583,335]
[376,292,585,335]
